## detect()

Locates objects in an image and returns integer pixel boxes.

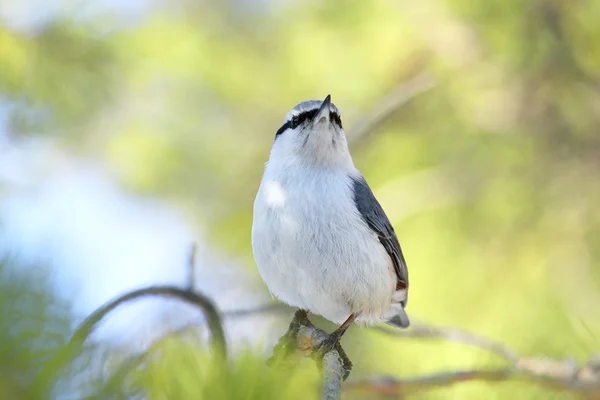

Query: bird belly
[252,176,395,325]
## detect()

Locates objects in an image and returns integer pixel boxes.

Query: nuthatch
[252,95,410,352]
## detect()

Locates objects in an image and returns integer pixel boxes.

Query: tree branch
[69,285,226,358]
[65,252,600,400]
[348,326,600,396]
[186,242,198,291]
[217,304,600,397]
[374,323,518,363]
[348,72,436,146]
[68,243,226,359]
[268,310,352,400]
[346,357,600,396]
[322,351,345,400]
[222,303,291,319]
[346,369,515,396]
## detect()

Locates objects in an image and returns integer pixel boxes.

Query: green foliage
[135,344,318,400]
[0,258,72,399]
[84,334,320,400]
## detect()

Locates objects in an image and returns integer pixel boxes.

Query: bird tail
[384,303,410,329]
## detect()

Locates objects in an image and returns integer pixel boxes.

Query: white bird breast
[251,165,397,325]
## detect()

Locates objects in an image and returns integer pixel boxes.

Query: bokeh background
[1,0,600,398]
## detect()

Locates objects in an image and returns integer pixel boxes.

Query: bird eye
[290,116,300,129]
[332,113,343,129]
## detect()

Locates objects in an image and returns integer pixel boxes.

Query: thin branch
[269,310,352,400]
[348,72,436,146]
[69,286,226,359]
[346,369,515,396]
[187,242,198,291]
[322,351,345,400]
[375,324,519,363]
[346,360,600,396]
[222,303,291,319]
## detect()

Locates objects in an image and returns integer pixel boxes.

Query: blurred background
[1,0,600,398]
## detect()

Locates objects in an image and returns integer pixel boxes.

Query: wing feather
[351,176,409,303]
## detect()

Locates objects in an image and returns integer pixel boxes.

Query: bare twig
[322,351,345,400]
[222,303,291,319]
[346,357,600,396]
[350,326,600,396]
[346,369,515,396]
[39,244,222,390]
[269,310,352,400]
[68,243,225,358]
[348,72,436,146]
[187,242,198,291]
[375,324,519,363]
[69,286,226,359]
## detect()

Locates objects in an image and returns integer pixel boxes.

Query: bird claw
[311,335,353,380]
[267,310,311,365]
[310,334,341,361]
[269,310,353,380]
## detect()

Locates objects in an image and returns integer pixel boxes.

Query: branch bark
[375,323,518,363]
[68,243,226,359]
[348,326,600,396]
[346,369,516,396]
[69,285,226,359]
[346,359,600,397]
[322,351,345,400]
[268,310,352,400]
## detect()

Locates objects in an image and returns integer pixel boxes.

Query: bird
[252,95,409,354]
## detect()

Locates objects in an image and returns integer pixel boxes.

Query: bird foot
[310,333,341,361]
[268,310,353,380]
[310,333,353,380]
[267,310,311,365]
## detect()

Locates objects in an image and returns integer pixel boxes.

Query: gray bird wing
[351,176,409,300]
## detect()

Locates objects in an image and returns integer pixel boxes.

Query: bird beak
[313,94,331,125]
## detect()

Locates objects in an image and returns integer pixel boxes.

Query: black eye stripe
[330,112,343,129]
[274,109,343,139]
[274,121,290,138]
[293,109,318,128]
[274,109,317,138]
